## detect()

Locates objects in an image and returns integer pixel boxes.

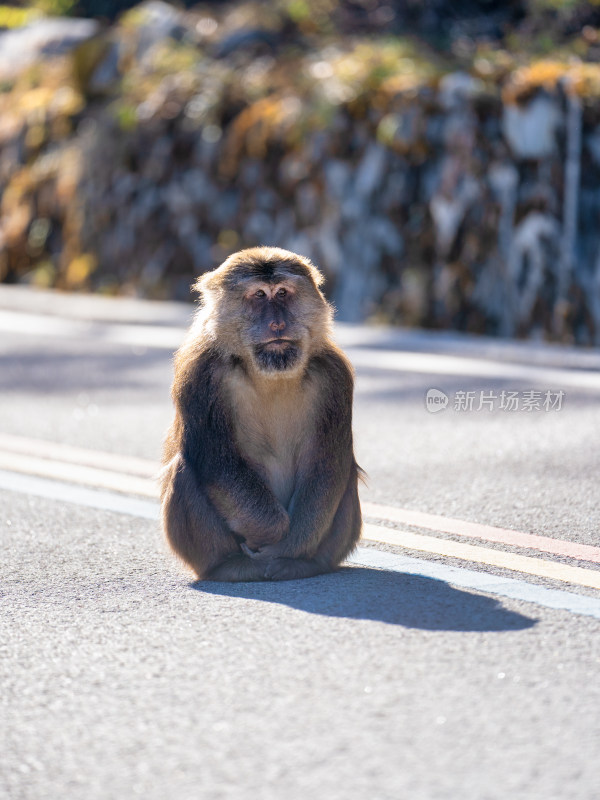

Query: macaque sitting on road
[160,246,362,581]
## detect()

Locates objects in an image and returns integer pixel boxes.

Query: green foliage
[112,101,137,131]
[0,4,42,27]
[278,0,336,33]
[33,0,77,14]
[529,0,600,10]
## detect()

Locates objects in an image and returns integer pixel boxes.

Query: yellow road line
[363,523,600,591]
[363,500,600,564]
[1,433,599,590]
[0,432,157,477]
[0,451,157,498]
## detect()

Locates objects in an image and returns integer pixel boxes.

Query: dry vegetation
[2,0,600,342]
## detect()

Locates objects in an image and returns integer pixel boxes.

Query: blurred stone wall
[2,1,600,344]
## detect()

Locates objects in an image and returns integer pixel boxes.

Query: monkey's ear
[302,258,326,288]
[310,266,326,287]
[193,270,220,297]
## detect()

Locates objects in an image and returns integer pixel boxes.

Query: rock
[508,212,561,326]
[283,232,313,262]
[340,194,366,222]
[370,217,403,257]
[438,71,485,110]
[488,162,519,263]
[354,142,388,199]
[208,190,240,228]
[324,160,352,201]
[85,39,121,95]
[316,220,344,276]
[272,210,294,246]
[335,224,381,321]
[184,232,212,271]
[0,18,100,79]
[279,154,309,190]
[240,160,264,190]
[214,29,279,59]
[131,1,186,60]
[255,188,278,212]
[430,172,480,258]
[488,162,519,200]
[0,2,598,342]
[443,110,476,153]
[379,171,410,212]
[397,268,429,325]
[502,95,563,160]
[471,256,509,333]
[295,182,320,226]
[164,181,192,215]
[243,211,272,245]
[586,125,600,165]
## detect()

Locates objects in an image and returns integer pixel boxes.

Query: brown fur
[160,247,362,581]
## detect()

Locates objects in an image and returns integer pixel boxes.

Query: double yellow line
[1,432,599,591]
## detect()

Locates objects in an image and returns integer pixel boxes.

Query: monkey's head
[195,247,333,377]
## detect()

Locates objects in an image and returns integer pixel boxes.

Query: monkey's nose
[269,321,286,332]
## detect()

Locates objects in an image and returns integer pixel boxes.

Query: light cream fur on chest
[224,369,318,508]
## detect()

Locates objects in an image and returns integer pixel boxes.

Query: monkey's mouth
[254,340,301,372]
[262,338,294,347]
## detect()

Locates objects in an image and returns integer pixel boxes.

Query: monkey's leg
[263,557,328,581]
[313,466,362,568]
[251,468,362,582]
[204,554,268,582]
[161,455,240,579]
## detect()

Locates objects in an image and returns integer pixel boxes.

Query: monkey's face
[196,248,333,378]
[240,279,310,375]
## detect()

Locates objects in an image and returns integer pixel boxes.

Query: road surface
[1,285,599,800]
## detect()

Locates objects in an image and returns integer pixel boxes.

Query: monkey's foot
[204,554,268,582]
[264,557,329,582]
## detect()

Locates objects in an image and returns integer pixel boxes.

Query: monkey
[159,246,362,582]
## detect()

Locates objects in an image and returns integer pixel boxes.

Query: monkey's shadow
[193,566,537,631]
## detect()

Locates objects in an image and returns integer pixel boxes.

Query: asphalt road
[1,286,599,800]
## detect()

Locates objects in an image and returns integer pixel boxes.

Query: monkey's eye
[276,288,287,298]
[254,289,266,298]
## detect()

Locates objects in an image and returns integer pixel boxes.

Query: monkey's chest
[228,384,313,509]
[250,438,299,509]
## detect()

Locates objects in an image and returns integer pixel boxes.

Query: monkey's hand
[207,485,288,548]
[240,542,284,560]
[241,520,288,549]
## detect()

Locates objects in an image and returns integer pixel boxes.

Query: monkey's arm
[252,348,356,560]
[284,439,354,559]
[175,351,289,547]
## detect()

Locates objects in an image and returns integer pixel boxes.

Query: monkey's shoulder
[178,341,238,379]
[306,345,354,391]
[172,344,234,410]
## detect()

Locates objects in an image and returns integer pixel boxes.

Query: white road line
[363,501,600,564]
[0,470,159,519]
[3,434,598,570]
[348,549,600,622]
[362,523,600,591]
[3,436,600,588]
[2,469,600,621]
